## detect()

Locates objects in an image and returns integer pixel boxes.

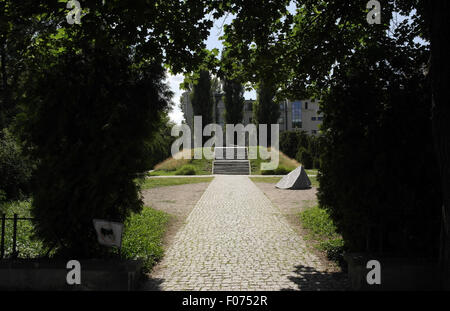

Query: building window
[317,117,323,121]
[312,117,316,121]
[292,100,302,128]
[312,130,317,134]
[305,102,308,110]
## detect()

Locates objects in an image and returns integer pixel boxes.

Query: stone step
[212,159,250,175]
[214,147,248,160]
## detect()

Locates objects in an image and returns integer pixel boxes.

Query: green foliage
[223,78,244,124]
[300,206,338,237]
[279,131,303,159]
[220,0,292,92]
[318,238,345,263]
[17,41,172,258]
[254,79,279,126]
[5,0,228,258]
[175,165,197,176]
[144,113,177,171]
[296,147,313,170]
[191,70,213,125]
[300,205,344,262]
[150,150,212,176]
[0,129,34,201]
[261,165,291,175]
[318,44,441,256]
[121,207,169,272]
[280,131,321,169]
[0,200,45,258]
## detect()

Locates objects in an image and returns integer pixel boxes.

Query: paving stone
[148,176,348,291]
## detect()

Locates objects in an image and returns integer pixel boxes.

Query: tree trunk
[0,41,7,129]
[429,0,450,290]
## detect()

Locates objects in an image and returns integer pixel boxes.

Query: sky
[166,14,258,125]
[166,4,424,125]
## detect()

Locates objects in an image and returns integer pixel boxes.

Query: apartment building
[279,99,323,135]
[180,91,322,136]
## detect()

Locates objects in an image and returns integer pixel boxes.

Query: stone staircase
[212,147,251,175]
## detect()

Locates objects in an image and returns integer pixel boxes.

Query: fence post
[12,213,18,258]
[1,214,5,259]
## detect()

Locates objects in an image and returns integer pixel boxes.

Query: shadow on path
[140,276,164,291]
[281,265,350,291]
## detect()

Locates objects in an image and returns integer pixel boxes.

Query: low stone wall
[344,253,440,290]
[0,258,142,290]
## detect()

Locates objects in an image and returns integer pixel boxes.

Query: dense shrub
[274,166,292,175]
[144,113,176,171]
[296,147,313,169]
[17,45,171,258]
[121,207,169,272]
[175,165,197,175]
[261,165,292,175]
[318,47,442,257]
[280,130,320,169]
[313,157,321,170]
[0,129,34,201]
[279,131,302,159]
[0,200,45,258]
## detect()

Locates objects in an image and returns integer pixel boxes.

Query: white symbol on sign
[366,0,381,25]
[66,0,82,25]
[93,219,124,248]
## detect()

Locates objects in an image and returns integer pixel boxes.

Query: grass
[249,177,282,183]
[141,177,214,190]
[305,169,318,175]
[150,148,212,176]
[299,205,344,263]
[249,146,301,175]
[309,176,319,187]
[1,199,171,272]
[121,206,169,272]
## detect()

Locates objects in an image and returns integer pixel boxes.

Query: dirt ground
[253,182,343,273]
[141,182,211,248]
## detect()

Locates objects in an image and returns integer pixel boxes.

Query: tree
[144,111,177,170]
[223,78,244,124]
[191,70,213,125]
[254,79,279,126]
[285,0,448,287]
[9,0,225,258]
[0,128,34,201]
[223,0,443,273]
[220,0,292,126]
[427,0,450,289]
[0,0,55,130]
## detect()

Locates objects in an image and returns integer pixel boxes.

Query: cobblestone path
[148,175,347,291]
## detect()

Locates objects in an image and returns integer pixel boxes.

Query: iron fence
[0,213,34,259]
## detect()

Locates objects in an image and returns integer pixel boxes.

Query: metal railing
[0,213,34,259]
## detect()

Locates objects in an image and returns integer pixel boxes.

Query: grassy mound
[151,147,305,176]
[249,146,300,175]
[150,149,211,176]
